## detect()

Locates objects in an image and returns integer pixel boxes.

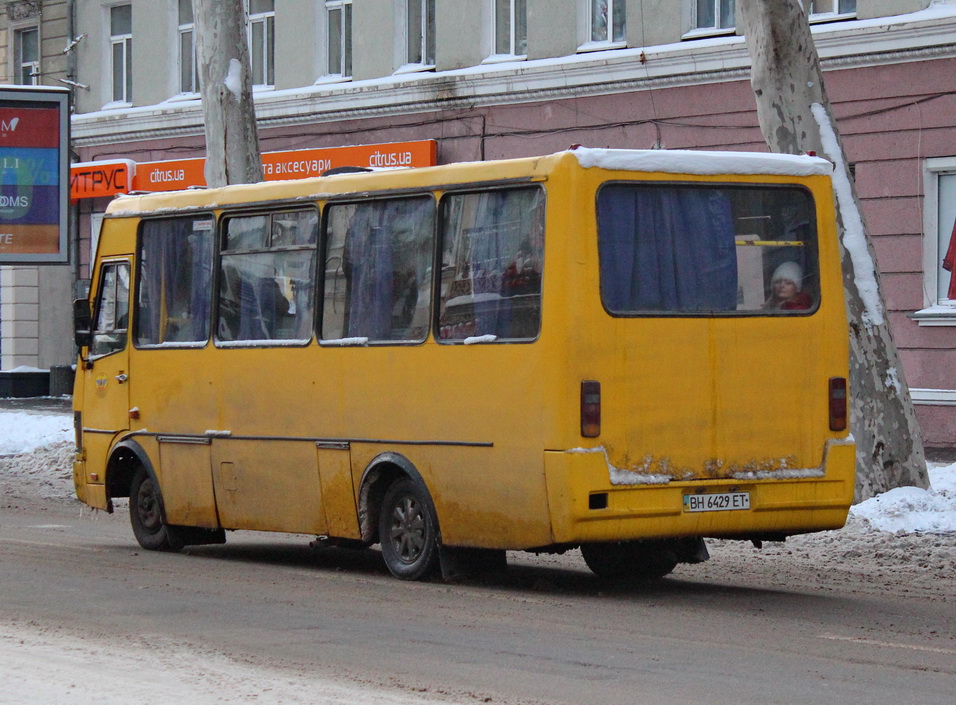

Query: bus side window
[217,209,317,344]
[91,261,130,358]
[135,215,215,346]
[322,196,435,343]
[438,187,545,341]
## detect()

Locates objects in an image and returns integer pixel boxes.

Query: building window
[110,4,133,103]
[915,157,956,325]
[14,26,40,85]
[247,0,275,87]
[326,0,352,77]
[494,0,527,57]
[590,0,625,44]
[178,0,199,93]
[406,0,436,67]
[695,0,735,31]
[808,0,857,18]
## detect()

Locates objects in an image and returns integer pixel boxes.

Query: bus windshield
[597,183,818,315]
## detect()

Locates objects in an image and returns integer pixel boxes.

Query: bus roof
[572,147,833,177]
[104,148,832,216]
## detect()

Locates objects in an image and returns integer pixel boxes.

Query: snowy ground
[1,404,954,704]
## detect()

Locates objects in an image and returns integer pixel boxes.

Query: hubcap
[136,480,162,533]
[389,494,426,564]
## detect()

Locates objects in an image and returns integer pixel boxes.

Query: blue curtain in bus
[345,208,393,340]
[180,223,212,340]
[137,218,212,344]
[598,186,737,313]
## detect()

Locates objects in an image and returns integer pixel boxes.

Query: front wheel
[379,477,440,580]
[129,466,182,552]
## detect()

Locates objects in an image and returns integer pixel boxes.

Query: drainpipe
[67,0,81,298]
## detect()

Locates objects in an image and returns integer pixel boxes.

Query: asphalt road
[1,499,953,705]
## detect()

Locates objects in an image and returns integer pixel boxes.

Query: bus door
[209,208,329,534]
[80,259,132,482]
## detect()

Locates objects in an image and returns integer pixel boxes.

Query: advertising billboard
[0,86,70,264]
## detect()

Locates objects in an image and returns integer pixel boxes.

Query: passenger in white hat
[763,261,812,310]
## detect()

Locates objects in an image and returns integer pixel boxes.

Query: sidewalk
[0,396,72,416]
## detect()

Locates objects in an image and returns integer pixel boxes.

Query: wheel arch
[106,438,162,510]
[357,452,437,544]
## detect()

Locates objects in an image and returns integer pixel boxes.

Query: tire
[129,466,183,552]
[581,541,678,582]
[379,477,440,580]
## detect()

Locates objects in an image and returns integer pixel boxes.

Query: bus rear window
[597,183,819,316]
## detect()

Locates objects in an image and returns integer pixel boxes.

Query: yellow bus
[72,148,855,582]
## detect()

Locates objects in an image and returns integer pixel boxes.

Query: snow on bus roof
[571,147,833,177]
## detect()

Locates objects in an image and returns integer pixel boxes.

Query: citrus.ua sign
[133,140,437,191]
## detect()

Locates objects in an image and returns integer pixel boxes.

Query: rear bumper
[544,438,855,544]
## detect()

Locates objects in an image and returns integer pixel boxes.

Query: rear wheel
[129,466,182,552]
[379,477,439,580]
[581,541,678,582]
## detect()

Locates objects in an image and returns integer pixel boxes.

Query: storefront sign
[70,159,135,199]
[126,140,437,193]
[0,87,70,264]
[133,157,204,193]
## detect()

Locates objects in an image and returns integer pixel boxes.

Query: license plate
[683,492,750,513]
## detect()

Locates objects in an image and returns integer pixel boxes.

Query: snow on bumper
[544,438,856,544]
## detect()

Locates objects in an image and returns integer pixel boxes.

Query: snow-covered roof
[572,147,834,177]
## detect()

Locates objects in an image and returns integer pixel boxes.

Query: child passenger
[763,261,812,310]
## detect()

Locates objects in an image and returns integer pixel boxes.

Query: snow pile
[850,464,956,534]
[0,407,75,506]
[0,412,72,455]
[0,442,75,504]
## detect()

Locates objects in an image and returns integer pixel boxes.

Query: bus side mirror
[74,298,93,349]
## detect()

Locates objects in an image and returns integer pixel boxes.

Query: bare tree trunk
[738,0,928,501]
[193,0,263,187]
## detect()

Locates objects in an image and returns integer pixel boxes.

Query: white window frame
[398,0,435,72]
[178,0,199,94]
[246,0,275,88]
[324,0,352,79]
[914,157,956,326]
[109,4,133,105]
[808,0,857,21]
[585,0,625,46]
[13,25,40,86]
[686,0,736,38]
[490,0,527,59]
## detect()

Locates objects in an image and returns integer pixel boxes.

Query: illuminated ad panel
[0,87,70,264]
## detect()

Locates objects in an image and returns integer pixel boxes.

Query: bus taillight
[829,377,848,432]
[581,380,601,438]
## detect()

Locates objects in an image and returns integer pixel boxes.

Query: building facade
[2,0,955,453]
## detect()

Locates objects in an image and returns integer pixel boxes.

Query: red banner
[0,107,60,149]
